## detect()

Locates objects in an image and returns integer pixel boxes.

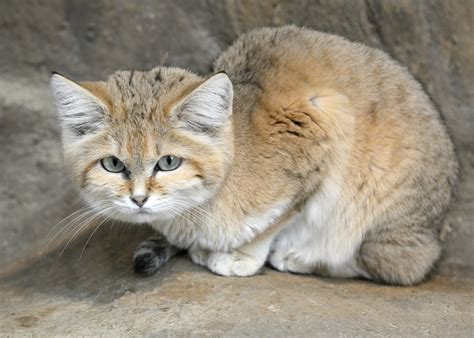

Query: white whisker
[55,204,115,263]
[44,206,100,252]
[79,208,116,261]
[45,199,111,243]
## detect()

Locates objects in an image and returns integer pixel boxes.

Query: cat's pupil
[155,155,181,172]
[112,158,118,166]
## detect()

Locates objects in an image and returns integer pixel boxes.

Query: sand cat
[51,26,457,285]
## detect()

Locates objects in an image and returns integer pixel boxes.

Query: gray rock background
[0,1,472,335]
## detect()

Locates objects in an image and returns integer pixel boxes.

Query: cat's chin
[116,209,173,224]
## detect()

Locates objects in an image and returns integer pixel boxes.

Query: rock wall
[0,0,472,271]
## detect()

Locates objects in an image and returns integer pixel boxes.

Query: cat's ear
[50,73,108,141]
[172,72,233,134]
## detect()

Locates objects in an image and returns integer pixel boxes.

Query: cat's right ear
[50,73,108,141]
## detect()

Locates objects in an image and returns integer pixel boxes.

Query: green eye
[156,155,182,172]
[100,156,125,173]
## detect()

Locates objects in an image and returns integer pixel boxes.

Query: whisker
[108,216,119,237]
[171,198,216,226]
[44,207,98,252]
[55,205,115,263]
[44,199,111,241]
[79,209,116,261]
[43,201,111,252]
[44,204,96,244]
[174,197,214,219]
[55,214,102,262]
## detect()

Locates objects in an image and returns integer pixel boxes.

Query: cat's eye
[101,156,126,173]
[156,155,182,172]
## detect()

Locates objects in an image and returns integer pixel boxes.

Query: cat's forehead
[102,68,202,127]
[115,128,159,163]
[107,68,201,107]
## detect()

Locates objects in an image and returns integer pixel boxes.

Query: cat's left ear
[50,73,109,141]
[172,72,233,134]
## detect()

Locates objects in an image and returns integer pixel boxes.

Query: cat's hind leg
[133,237,181,275]
[268,215,367,279]
[269,241,364,278]
[357,226,441,285]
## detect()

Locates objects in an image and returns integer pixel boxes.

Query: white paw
[268,249,291,272]
[207,251,263,277]
[269,249,312,274]
[189,248,209,267]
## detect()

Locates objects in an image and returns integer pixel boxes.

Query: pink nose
[131,195,148,207]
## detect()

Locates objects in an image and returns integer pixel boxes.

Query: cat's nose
[131,195,148,208]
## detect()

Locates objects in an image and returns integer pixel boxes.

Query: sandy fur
[52,26,458,285]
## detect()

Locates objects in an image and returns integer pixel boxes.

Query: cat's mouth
[125,206,154,215]
[108,199,183,223]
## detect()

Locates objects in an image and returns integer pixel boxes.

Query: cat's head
[51,68,233,223]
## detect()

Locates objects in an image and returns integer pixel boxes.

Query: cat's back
[214,25,426,118]
[214,25,456,171]
[215,26,458,230]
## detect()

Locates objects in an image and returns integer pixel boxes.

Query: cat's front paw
[268,249,313,274]
[133,238,178,276]
[189,248,209,267]
[207,251,263,277]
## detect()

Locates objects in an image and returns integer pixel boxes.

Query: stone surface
[1,228,473,336]
[0,0,472,335]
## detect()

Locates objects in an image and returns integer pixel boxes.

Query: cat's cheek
[156,176,214,206]
[84,168,130,195]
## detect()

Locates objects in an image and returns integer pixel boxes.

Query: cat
[50,26,458,285]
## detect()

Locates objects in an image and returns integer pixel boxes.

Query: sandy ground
[1,224,473,336]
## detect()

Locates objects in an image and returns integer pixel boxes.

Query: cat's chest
[154,199,289,251]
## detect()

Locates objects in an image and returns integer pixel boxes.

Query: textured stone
[0,0,472,335]
[1,229,473,336]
